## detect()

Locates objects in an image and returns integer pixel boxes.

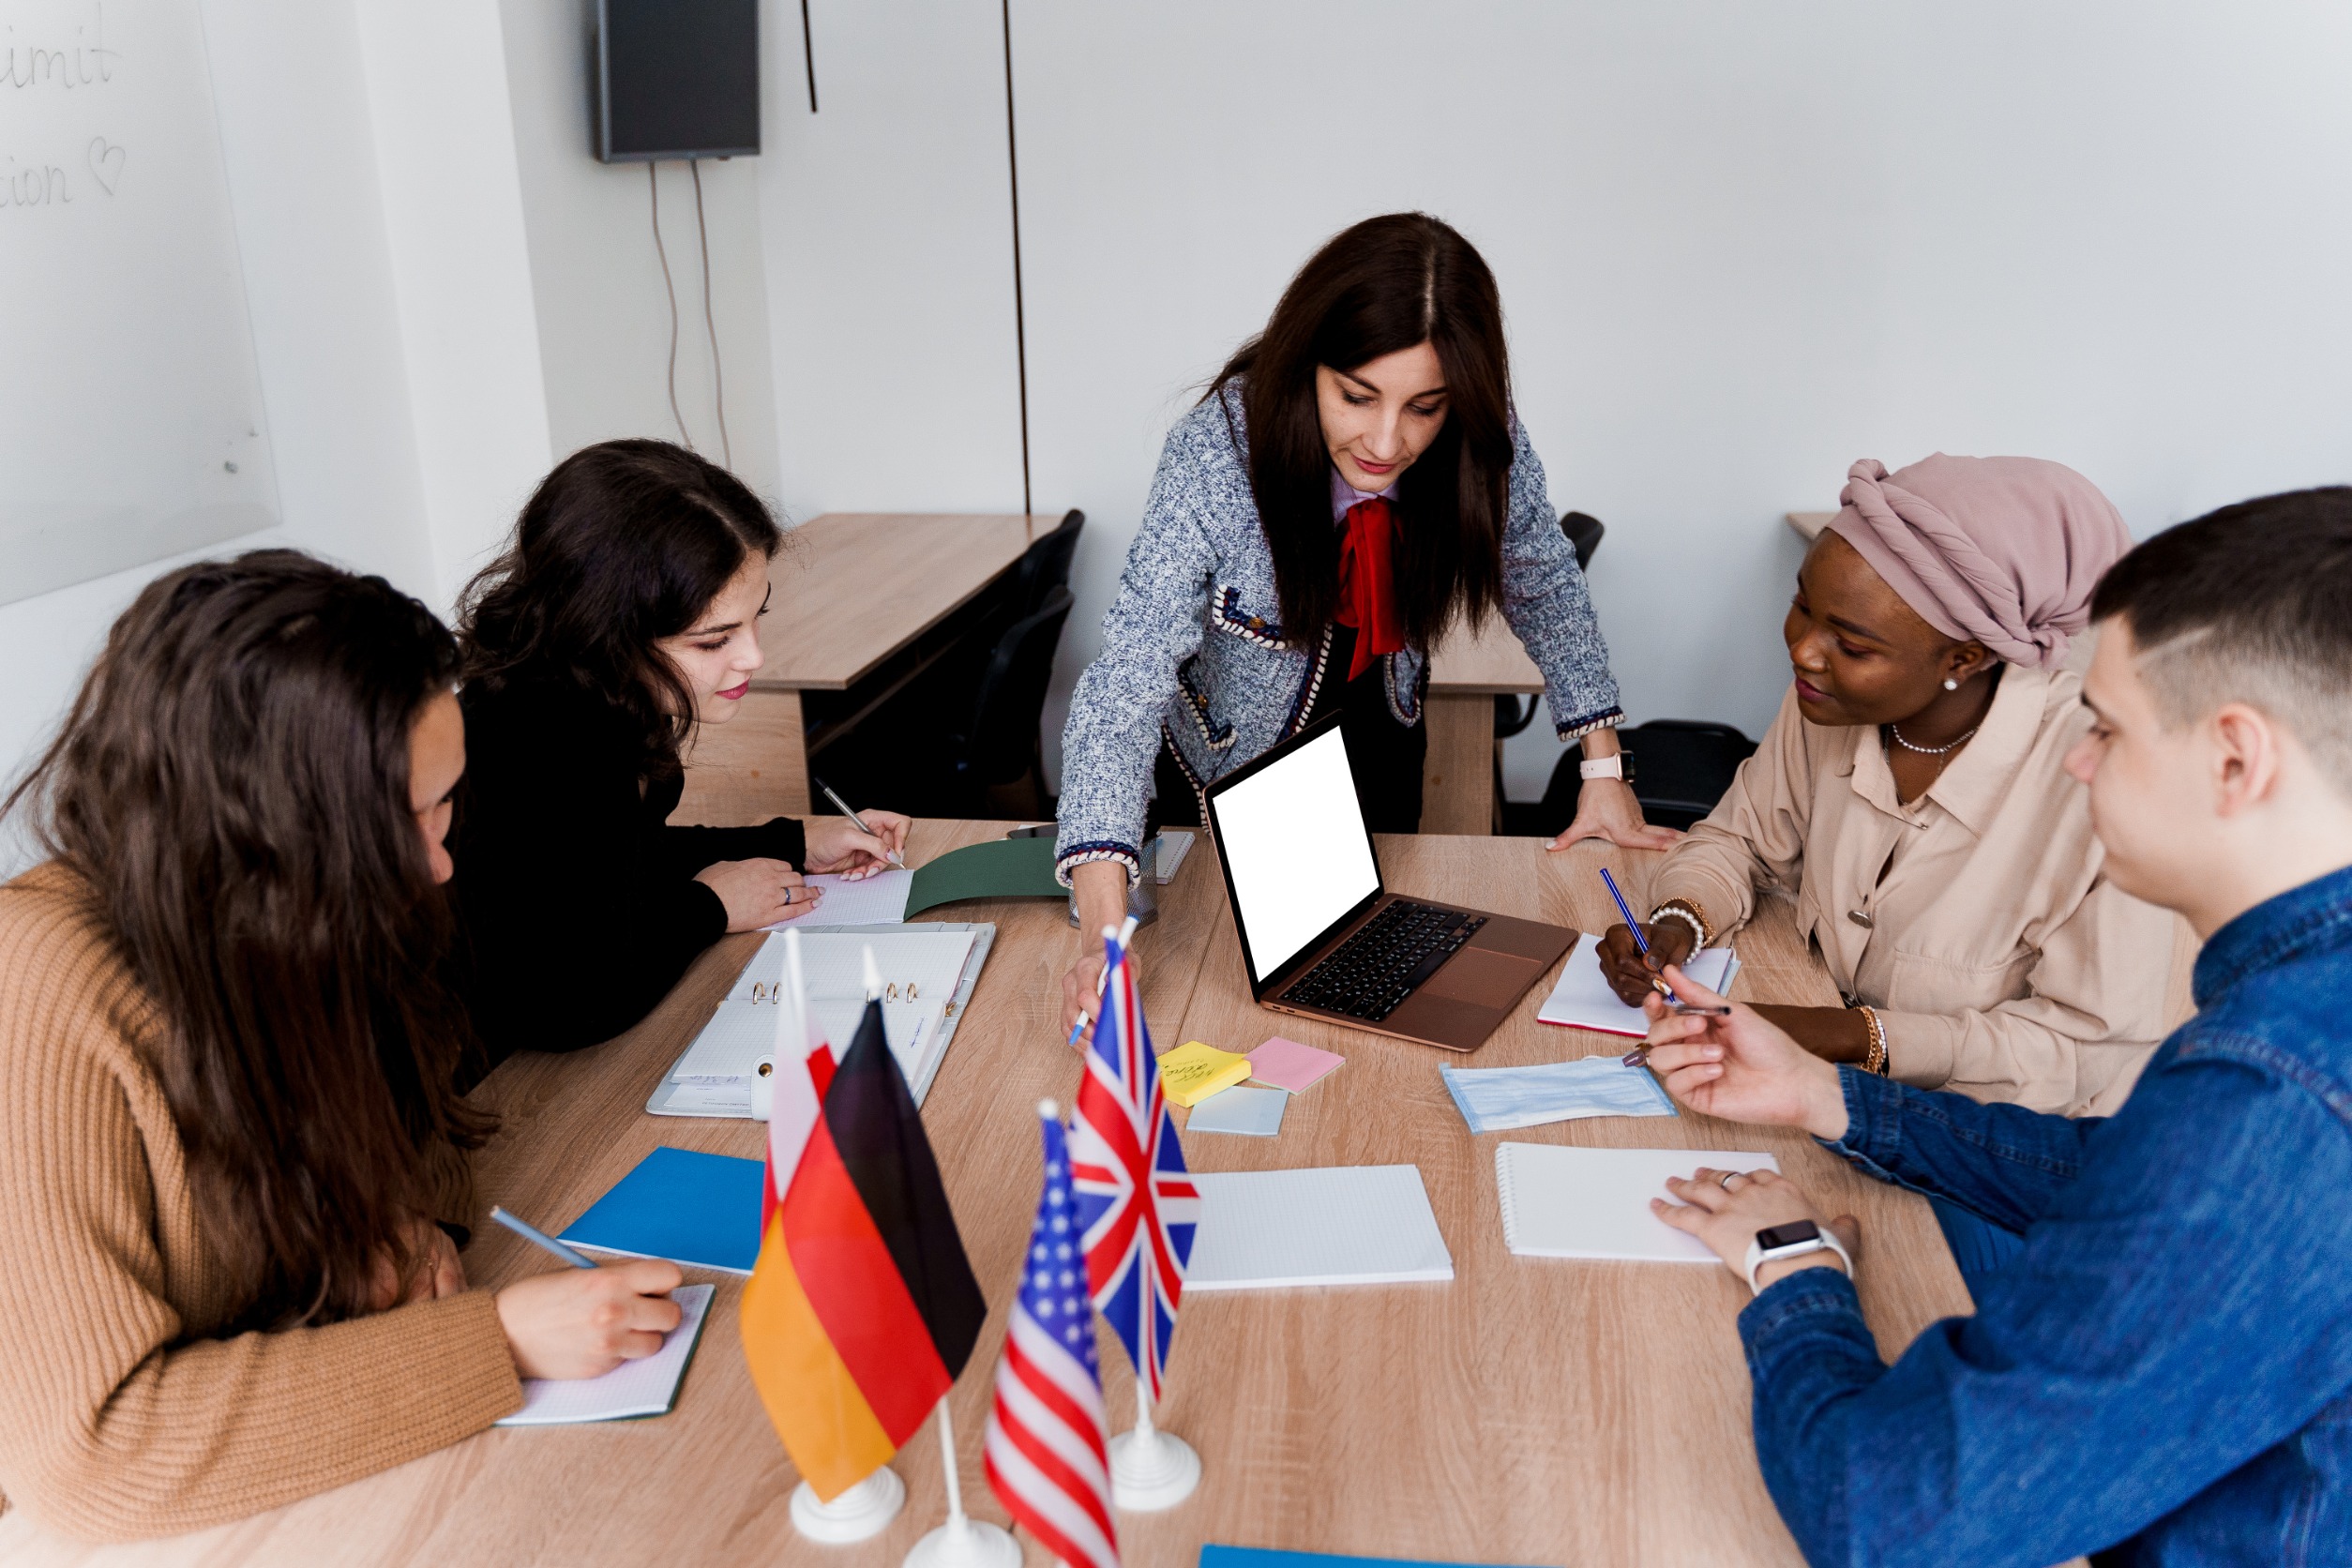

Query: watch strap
[1741,1227,1853,1295]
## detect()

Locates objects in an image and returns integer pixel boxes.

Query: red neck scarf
[1335,497,1405,681]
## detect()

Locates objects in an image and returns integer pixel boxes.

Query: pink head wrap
[1827,454,2133,671]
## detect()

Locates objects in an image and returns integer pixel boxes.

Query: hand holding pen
[810,779,909,874]
[1620,965,1733,1066]
[486,1206,684,1380]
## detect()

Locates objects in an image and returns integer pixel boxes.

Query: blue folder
[557,1146,765,1274]
[1201,1550,1523,1568]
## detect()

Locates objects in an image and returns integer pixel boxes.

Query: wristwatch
[1579,751,1636,782]
[1741,1219,1852,1295]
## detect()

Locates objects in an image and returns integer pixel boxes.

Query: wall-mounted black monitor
[595,0,760,162]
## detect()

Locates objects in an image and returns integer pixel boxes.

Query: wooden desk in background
[678,513,1060,825]
[0,827,1976,1568]
[1424,616,1546,834]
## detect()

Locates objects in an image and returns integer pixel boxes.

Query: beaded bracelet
[1854,1004,1890,1076]
[1647,898,1711,951]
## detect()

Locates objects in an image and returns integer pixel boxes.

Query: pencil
[490,1205,597,1270]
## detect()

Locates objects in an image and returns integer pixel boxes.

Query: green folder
[902,836,1066,917]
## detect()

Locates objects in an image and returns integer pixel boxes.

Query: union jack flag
[1069,926,1199,1403]
[983,1108,1119,1568]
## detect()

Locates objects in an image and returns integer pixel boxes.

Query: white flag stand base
[791,1467,904,1544]
[904,1515,1021,1568]
[1110,1356,1200,1511]
[1108,1424,1200,1511]
[900,1395,1018,1567]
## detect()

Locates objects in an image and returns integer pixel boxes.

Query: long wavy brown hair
[3,550,491,1331]
[1211,211,1515,652]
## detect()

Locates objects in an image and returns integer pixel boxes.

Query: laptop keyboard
[1280,900,1487,1022]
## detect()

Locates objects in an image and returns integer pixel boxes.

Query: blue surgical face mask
[1440,1055,1677,1136]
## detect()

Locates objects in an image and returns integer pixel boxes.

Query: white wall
[760,0,2352,800]
[756,0,1025,525]
[500,0,782,504]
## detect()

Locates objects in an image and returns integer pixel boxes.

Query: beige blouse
[1650,665,2178,1116]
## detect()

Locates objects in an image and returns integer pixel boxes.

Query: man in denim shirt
[1638,487,2352,1566]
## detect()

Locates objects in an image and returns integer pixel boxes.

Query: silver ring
[1716,1170,1739,1191]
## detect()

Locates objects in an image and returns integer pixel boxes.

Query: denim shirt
[1739,863,2352,1567]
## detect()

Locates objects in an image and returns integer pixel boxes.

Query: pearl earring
[1943,678,1959,691]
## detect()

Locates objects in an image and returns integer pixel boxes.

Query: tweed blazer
[1056,384,1622,883]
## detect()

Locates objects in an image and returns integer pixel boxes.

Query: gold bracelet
[1854,1004,1890,1076]
[1648,897,1714,949]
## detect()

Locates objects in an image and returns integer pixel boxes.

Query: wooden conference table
[2,826,1978,1568]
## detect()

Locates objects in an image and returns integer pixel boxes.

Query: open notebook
[1496,1143,1779,1263]
[495,1283,714,1425]
[1536,939,1739,1038]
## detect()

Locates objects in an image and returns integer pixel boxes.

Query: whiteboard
[1,0,279,607]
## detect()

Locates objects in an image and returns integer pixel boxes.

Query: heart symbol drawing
[88,138,126,196]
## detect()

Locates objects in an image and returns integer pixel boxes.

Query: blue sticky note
[558,1146,765,1274]
[1201,1548,1526,1568]
[1184,1084,1289,1137]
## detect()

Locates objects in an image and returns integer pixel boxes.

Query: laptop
[1201,716,1578,1052]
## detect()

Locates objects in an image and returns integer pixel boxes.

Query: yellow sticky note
[1155,1040,1253,1108]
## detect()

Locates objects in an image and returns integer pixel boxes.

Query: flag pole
[903,1353,1018,1560]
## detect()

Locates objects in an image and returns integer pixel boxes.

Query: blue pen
[490,1205,597,1270]
[1597,867,1676,1002]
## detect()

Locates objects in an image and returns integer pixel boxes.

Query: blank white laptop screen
[1213,725,1380,984]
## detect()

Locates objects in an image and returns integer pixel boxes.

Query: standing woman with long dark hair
[0,552,681,1540]
[448,440,907,1065]
[1054,213,1666,1022]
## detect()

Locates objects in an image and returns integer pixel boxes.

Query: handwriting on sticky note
[1155,1040,1253,1108]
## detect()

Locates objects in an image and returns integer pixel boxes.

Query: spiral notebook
[1536,940,1739,1038]
[494,1283,715,1425]
[1495,1142,1779,1263]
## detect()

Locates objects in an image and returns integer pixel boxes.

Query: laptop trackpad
[1419,945,1540,1003]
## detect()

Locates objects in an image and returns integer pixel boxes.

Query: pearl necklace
[1887,721,1979,756]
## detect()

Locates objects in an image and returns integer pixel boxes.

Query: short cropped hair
[2090,486,2352,793]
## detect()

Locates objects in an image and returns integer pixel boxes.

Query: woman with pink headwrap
[1597,454,2183,1285]
[1600,453,2180,1104]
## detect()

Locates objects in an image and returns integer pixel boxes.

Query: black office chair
[942,584,1076,820]
[1005,509,1084,619]
[1495,510,1608,743]
[1536,718,1758,835]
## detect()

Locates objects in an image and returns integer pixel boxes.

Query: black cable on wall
[1002,0,1032,515]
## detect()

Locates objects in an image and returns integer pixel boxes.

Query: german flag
[741,991,988,1500]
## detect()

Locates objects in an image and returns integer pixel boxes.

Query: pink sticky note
[1246,1036,1343,1093]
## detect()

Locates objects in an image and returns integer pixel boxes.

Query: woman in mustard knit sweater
[0,551,681,1541]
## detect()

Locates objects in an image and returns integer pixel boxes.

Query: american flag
[1069,926,1199,1403]
[984,1108,1119,1568]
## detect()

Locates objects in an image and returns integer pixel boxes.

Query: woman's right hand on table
[1060,860,1131,1040]
[694,857,818,931]
[496,1259,685,1380]
[1597,919,1696,1005]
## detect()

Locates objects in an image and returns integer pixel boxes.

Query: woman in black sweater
[447,441,906,1064]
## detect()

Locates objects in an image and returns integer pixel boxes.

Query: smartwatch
[1578,753,1628,782]
[1741,1219,1852,1295]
